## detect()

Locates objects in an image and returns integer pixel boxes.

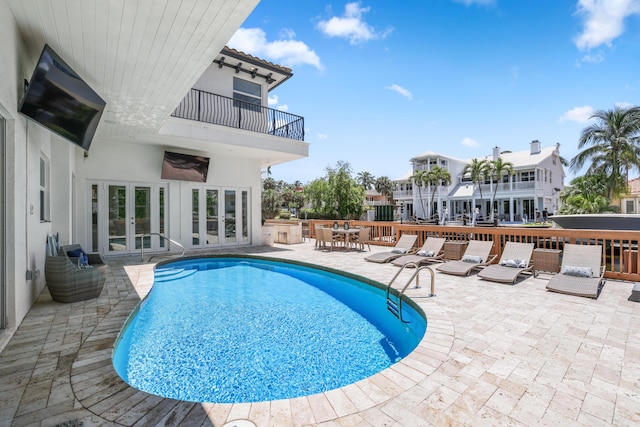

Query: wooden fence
[308,220,640,282]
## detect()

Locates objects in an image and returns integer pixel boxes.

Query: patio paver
[0,241,639,426]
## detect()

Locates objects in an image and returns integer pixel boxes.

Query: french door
[191,186,249,248]
[90,182,167,255]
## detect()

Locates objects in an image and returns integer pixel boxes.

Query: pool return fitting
[385,263,435,322]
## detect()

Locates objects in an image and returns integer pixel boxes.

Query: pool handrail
[138,233,186,262]
[386,263,435,322]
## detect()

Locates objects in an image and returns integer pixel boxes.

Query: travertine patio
[1,241,639,426]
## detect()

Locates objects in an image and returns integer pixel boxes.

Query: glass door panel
[159,188,166,248]
[134,186,151,250]
[91,184,99,252]
[206,189,219,244]
[192,189,200,245]
[224,190,236,243]
[241,191,249,243]
[108,185,127,252]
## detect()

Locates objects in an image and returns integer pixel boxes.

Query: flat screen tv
[19,44,106,151]
[161,151,210,182]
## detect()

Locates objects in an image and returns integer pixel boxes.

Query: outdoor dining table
[331,228,360,250]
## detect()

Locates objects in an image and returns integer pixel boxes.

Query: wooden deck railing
[308,220,640,282]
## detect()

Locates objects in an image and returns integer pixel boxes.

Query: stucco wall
[0,1,76,329]
[74,140,263,250]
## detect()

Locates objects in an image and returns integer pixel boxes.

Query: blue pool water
[112,257,426,403]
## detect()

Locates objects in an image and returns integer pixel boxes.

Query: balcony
[172,88,305,141]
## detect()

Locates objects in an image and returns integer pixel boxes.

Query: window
[520,171,534,182]
[40,155,50,221]
[233,77,261,112]
[626,200,635,214]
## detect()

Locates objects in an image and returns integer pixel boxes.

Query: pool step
[154,268,197,282]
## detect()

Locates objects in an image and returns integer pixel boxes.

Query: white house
[394,140,565,222]
[0,0,309,344]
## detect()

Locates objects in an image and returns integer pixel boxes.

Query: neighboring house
[0,1,309,340]
[394,140,565,222]
[393,170,415,219]
[365,189,388,206]
[617,177,640,214]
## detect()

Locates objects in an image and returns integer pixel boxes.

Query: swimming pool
[112,256,426,403]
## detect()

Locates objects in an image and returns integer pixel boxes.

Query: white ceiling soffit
[7,0,259,139]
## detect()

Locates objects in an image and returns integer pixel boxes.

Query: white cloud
[574,0,640,50]
[577,51,606,66]
[276,104,289,112]
[268,95,278,106]
[228,28,323,69]
[558,105,595,123]
[317,2,392,45]
[452,0,496,6]
[386,84,413,100]
[462,137,480,147]
[317,133,328,140]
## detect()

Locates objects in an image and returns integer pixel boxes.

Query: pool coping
[70,254,454,425]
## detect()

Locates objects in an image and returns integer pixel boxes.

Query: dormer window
[233,77,261,112]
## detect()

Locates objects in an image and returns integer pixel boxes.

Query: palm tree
[559,174,613,214]
[374,176,396,204]
[410,169,429,218]
[462,158,488,213]
[356,171,376,190]
[426,166,452,218]
[570,105,640,200]
[486,157,514,219]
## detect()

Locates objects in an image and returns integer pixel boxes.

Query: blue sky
[228,0,640,185]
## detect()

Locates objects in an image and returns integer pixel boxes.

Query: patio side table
[444,241,467,261]
[532,248,561,277]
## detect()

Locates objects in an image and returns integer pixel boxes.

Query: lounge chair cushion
[500,259,526,268]
[67,248,84,258]
[562,265,593,277]
[391,248,408,254]
[462,254,482,263]
[417,250,435,257]
[67,248,90,267]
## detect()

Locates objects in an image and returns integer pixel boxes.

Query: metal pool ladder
[139,233,186,262]
[386,263,435,322]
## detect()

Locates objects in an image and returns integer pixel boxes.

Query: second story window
[233,77,261,112]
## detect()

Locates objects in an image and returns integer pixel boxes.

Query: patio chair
[391,237,446,267]
[436,240,495,276]
[364,234,418,263]
[314,225,325,249]
[320,227,341,251]
[350,227,371,251]
[45,243,106,303]
[546,244,604,299]
[477,241,534,284]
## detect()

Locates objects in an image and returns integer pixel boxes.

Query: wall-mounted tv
[19,44,106,151]
[161,151,210,182]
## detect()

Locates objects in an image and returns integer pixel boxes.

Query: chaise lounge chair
[546,244,604,299]
[436,240,495,276]
[364,234,418,263]
[477,241,534,284]
[391,237,446,267]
